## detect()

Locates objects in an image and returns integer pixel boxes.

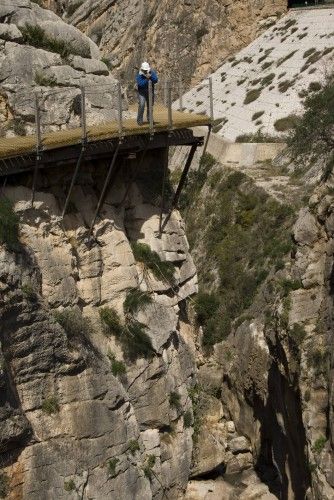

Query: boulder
[294,208,319,245]
[228,436,251,454]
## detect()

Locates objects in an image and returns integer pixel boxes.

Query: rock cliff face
[0,0,118,136]
[176,134,334,498]
[0,151,199,499]
[61,0,287,86]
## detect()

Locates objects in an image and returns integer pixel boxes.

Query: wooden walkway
[0,109,210,160]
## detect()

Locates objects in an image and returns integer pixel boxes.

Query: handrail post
[167,81,173,132]
[160,143,198,233]
[178,77,183,112]
[209,77,214,123]
[148,79,154,137]
[163,78,168,107]
[81,85,87,143]
[31,92,42,207]
[117,82,123,137]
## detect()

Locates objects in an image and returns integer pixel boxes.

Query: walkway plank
[0,109,210,160]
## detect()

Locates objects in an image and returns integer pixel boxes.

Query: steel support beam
[159,140,170,236]
[201,124,212,159]
[148,80,154,136]
[160,143,198,232]
[178,78,183,112]
[209,76,214,123]
[62,86,87,218]
[171,143,197,209]
[31,92,42,207]
[88,140,121,237]
[115,136,151,207]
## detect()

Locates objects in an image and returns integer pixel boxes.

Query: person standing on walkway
[136,62,158,125]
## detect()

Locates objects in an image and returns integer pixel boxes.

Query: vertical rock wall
[0,149,198,499]
[65,0,287,86]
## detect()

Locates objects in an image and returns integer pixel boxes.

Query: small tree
[288,75,334,179]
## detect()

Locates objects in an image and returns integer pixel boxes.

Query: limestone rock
[0,0,119,134]
[71,55,109,75]
[0,23,22,42]
[64,0,287,87]
[225,452,253,475]
[294,208,319,246]
[228,436,251,454]
[0,149,198,499]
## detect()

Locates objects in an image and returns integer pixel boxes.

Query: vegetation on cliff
[180,155,295,347]
[288,75,334,180]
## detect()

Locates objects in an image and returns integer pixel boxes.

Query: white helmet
[141,61,150,71]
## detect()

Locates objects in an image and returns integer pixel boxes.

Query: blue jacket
[136,70,158,96]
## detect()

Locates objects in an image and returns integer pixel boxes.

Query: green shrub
[34,71,57,87]
[212,118,227,133]
[287,76,334,179]
[312,436,326,454]
[306,51,322,65]
[261,61,273,71]
[183,410,192,428]
[64,479,76,492]
[303,48,316,58]
[107,458,119,478]
[124,320,154,361]
[0,197,19,250]
[200,152,216,171]
[0,471,9,498]
[195,292,220,326]
[169,391,181,410]
[279,278,302,296]
[11,118,26,136]
[278,80,294,93]
[323,47,334,56]
[100,307,153,361]
[21,282,37,301]
[42,396,59,415]
[252,111,265,122]
[128,439,140,455]
[309,81,322,92]
[131,242,175,284]
[54,308,91,342]
[107,350,126,376]
[179,153,215,209]
[277,50,297,67]
[236,131,282,143]
[124,288,152,315]
[284,19,297,29]
[143,455,156,480]
[244,88,262,105]
[99,307,123,337]
[289,323,307,345]
[67,0,83,16]
[308,348,328,371]
[274,115,298,132]
[196,27,209,42]
[100,57,113,71]
[237,78,247,86]
[261,73,275,87]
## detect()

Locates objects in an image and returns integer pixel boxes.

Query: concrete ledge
[194,127,286,167]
